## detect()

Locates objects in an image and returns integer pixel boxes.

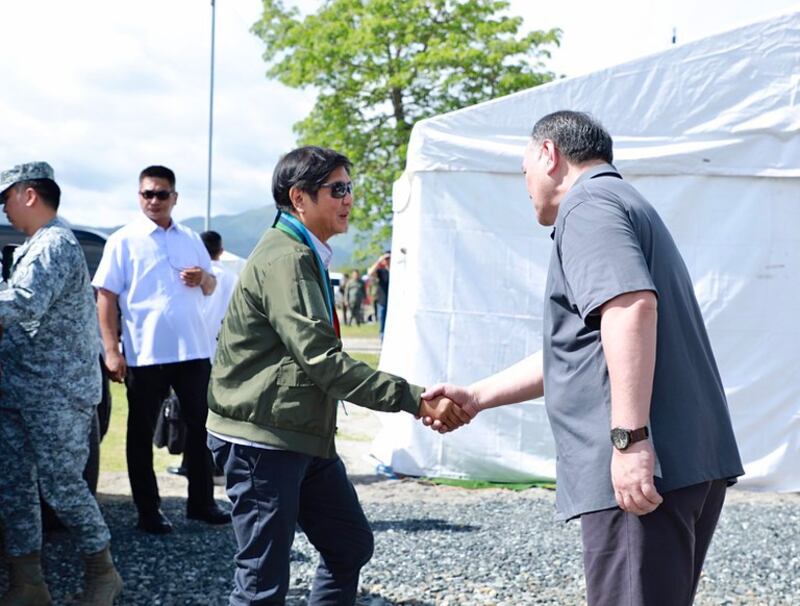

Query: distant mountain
[93,206,371,270]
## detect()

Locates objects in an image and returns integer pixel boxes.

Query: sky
[1,0,798,229]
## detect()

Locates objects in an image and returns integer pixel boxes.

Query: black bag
[153,389,186,455]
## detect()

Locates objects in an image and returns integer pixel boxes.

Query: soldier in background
[345,269,366,325]
[0,162,122,605]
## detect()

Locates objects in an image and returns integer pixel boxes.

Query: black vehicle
[0,222,112,501]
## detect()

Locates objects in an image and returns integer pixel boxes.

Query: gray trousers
[0,406,111,556]
[581,479,727,606]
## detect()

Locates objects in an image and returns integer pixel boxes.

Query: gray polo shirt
[543,163,743,521]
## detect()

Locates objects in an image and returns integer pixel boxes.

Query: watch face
[610,428,630,450]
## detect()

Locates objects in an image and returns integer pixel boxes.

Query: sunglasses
[139,190,174,201]
[319,181,353,199]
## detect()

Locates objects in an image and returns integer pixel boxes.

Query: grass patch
[339,321,379,339]
[100,383,182,474]
[335,431,372,442]
[422,477,555,491]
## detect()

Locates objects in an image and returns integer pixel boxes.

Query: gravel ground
[2,408,798,604]
[0,480,798,605]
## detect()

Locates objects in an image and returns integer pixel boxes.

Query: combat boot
[0,552,52,605]
[77,547,122,606]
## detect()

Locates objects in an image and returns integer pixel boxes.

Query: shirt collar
[551,163,621,239]
[571,162,621,188]
[134,213,176,235]
[307,229,333,269]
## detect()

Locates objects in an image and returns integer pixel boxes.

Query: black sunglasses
[319,181,353,199]
[139,190,174,201]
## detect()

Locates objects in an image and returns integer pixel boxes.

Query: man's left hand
[180,266,205,288]
[611,439,663,516]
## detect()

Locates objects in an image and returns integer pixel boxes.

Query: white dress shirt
[202,260,239,358]
[92,216,213,366]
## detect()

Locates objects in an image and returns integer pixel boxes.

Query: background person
[344,269,365,325]
[93,165,229,535]
[367,251,390,340]
[206,146,469,605]
[167,229,239,479]
[0,162,122,605]
[200,230,239,359]
[424,111,744,606]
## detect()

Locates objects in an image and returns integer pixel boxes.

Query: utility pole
[205,0,217,231]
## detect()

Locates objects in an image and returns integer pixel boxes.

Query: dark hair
[271,146,352,211]
[139,165,176,188]
[200,230,223,259]
[14,179,61,210]
[531,111,613,165]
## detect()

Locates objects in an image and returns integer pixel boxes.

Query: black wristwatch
[610,426,649,451]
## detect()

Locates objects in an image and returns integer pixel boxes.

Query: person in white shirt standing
[93,165,230,534]
[199,230,239,359]
[166,230,240,481]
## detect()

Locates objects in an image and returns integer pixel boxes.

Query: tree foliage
[253,0,561,250]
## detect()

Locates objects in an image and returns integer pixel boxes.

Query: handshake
[417,383,478,434]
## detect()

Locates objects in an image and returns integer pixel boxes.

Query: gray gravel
[1,484,798,605]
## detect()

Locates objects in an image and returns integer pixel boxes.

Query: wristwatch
[610,426,649,451]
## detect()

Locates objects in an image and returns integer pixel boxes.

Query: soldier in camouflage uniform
[0,162,122,605]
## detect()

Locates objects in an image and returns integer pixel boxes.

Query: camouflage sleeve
[0,233,75,326]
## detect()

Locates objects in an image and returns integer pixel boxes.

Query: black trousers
[208,435,374,606]
[126,359,214,515]
[581,479,727,606]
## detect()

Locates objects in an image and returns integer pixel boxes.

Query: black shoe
[166,465,188,477]
[137,510,173,534]
[186,503,231,525]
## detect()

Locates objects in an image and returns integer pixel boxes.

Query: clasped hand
[417,383,480,434]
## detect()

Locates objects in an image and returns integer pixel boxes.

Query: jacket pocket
[269,359,330,436]
[277,359,315,387]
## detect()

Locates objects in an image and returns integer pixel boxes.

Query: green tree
[253,0,560,250]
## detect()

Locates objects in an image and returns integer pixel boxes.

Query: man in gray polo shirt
[424,111,743,605]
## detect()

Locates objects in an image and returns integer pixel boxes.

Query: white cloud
[0,0,312,227]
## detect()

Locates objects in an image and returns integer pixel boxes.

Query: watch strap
[629,426,649,445]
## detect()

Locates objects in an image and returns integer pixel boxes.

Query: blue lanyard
[273,211,347,415]
[273,211,335,326]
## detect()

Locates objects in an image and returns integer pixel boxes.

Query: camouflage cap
[0,161,55,200]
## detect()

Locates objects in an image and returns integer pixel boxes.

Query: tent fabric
[369,11,800,492]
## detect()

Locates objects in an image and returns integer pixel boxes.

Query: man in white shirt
[166,230,239,480]
[200,230,239,359]
[93,165,230,534]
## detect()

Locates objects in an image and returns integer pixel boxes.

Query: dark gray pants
[208,435,374,606]
[581,479,727,606]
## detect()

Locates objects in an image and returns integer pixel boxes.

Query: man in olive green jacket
[207,146,467,606]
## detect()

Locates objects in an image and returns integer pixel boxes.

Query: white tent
[370,11,800,491]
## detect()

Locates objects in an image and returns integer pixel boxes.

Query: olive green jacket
[206,228,423,458]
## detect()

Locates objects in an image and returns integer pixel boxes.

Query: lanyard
[273,210,346,414]
[273,211,336,326]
